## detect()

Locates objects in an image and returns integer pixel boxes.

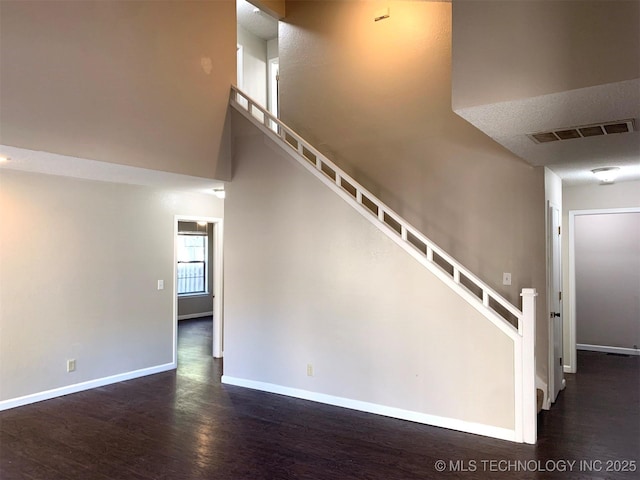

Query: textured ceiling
[0,145,224,194]
[455,79,640,186]
[237,0,278,41]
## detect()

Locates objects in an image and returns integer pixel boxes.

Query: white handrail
[231,87,522,325]
[229,86,537,444]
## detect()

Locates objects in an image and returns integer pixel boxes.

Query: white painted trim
[546,201,554,400]
[230,88,523,322]
[267,57,279,119]
[569,207,640,216]
[519,288,537,444]
[236,45,244,90]
[0,363,175,412]
[178,311,214,321]
[221,376,517,443]
[577,344,640,356]
[178,293,211,299]
[567,211,578,374]
[547,200,563,403]
[231,95,521,342]
[213,220,225,358]
[513,337,523,440]
[567,207,640,374]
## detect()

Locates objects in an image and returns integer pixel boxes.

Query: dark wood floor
[1,318,638,479]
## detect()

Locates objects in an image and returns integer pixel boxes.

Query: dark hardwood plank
[1,318,638,479]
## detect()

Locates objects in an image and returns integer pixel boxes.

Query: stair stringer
[228,87,537,444]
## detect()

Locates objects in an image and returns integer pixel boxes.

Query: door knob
[550,312,560,318]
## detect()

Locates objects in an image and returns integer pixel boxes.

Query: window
[177,233,207,295]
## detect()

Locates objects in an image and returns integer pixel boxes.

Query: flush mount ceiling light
[213,188,226,199]
[591,167,620,184]
[0,155,10,163]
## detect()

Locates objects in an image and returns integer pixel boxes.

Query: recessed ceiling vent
[528,119,636,144]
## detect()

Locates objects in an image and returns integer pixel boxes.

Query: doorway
[236,0,279,116]
[173,215,224,365]
[568,207,640,371]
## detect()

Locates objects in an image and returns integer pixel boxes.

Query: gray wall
[452,0,639,109]
[0,169,223,402]
[575,213,640,349]
[0,0,235,180]
[224,113,516,431]
[279,0,548,380]
[177,222,215,319]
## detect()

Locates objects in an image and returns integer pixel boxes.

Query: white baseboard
[577,344,640,356]
[221,375,517,443]
[0,362,176,412]
[178,311,213,321]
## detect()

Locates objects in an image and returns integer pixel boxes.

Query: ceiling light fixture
[0,155,10,163]
[591,167,620,184]
[213,188,226,199]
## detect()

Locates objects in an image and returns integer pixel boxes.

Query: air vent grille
[528,119,636,144]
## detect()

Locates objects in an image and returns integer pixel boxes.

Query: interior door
[549,203,564,402]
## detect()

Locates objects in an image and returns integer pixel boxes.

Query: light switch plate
[157,280,164,290]
[502,273,512,286]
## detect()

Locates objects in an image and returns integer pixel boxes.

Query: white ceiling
[237,0,278,41]
[455,79,640,186]
[0,145,224,195]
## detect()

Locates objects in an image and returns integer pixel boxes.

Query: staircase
[229,86,538,444]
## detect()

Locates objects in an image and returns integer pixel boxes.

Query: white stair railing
[229,86,537,444]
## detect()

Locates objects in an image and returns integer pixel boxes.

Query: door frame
[547,201,564,402]
[567,206,640,373]
[268,57,279,118]
[237,44,244,89]
[173,215,224,363]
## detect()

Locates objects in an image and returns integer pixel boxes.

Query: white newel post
[520,288,537,444]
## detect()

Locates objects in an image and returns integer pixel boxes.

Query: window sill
[178,292,211,299]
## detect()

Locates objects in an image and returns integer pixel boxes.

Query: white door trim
[174,215,224,362]
[268,57,279,118]
[567,207,640,373]
[547,201,563,402]
[237,44,244,89]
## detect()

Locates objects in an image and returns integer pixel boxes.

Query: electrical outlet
[306,364,313,377]
[502,272,512,286]
[67,359,76,373]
